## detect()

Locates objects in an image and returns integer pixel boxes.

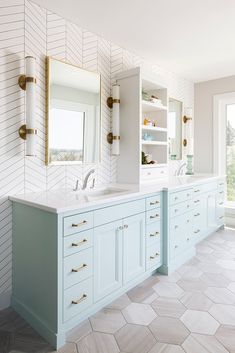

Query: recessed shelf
[141,125,167,132]
[141,140,168,146]
[142,100,167,112]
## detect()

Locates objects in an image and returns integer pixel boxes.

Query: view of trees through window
[226,104,235,201]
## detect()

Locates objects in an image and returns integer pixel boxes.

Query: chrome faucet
[176,162,186,176]
[82,169,95,190]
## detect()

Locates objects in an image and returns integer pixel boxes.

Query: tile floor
[1,228,235,353]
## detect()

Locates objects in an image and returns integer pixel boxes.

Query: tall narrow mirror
[46,57,101,165]
[168,98,182,160]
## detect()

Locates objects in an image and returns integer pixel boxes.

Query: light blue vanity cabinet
[11,192,162,349]
[161,177,225,274]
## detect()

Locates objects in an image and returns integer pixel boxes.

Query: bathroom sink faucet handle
[73,179,80,191]
[91,178,95,189]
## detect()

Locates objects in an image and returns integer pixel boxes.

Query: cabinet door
[94,221,122,302]
[207,192,217,231]
[123,213,145,284]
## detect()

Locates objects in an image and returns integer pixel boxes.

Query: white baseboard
[0,291,11,310]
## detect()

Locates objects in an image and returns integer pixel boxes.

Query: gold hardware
[174,197,178,200]
[123,224,128,229]
[72,220,87,227]
[194,213,200,217]
[107,97,120,109]
[175,209,178,212]
[194,189,200,193]
[19,124,38,140]
[187,238,190,241]
[174,245,178,249]
[72,264,87,272]
[150,253,159,259]
[194,229,200,234]
[219,216,224,219]
[194,200,200,203]
[219,191,224,194]
[175,225,178,229]
[150,231,159,237]
[71,239,87,247]
[219,202,224,205]
[18,75,36,91]
[183,115,192,124]
[71,294,87,305]
[219,182,224,186]
[150,201,159,205]
[150,214,159,219]
[107,132,120,145]
[183,139,187,147]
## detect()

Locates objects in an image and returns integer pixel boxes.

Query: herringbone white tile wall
[0,0,193,304]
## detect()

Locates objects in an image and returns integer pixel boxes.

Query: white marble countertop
[9,174,224,214]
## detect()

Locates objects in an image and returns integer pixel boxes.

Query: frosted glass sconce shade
[18,56,37,156]
[107,84,120,155]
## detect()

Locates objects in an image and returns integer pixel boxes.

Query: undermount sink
[73,187,128,199]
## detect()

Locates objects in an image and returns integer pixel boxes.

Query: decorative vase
[186,155,194,175]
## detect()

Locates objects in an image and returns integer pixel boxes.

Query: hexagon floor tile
[151,297,186,318]
[215,325,235,352]
[148,342,186,353]
[180,292,213,311]
[153,282,184,298]
[149,316,190,344]
[180,310,219,335]
[209,304,235,325]
[182,333,229,353]
[122,302,157,325]
[115,324,156,353]
[90,308,126,333]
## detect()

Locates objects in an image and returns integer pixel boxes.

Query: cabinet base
[12,296,66,350]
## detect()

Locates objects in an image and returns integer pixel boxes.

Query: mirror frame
[168,97,183,161]
[45,56,102,166]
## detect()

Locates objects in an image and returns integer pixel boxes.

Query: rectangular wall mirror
[46,57,101,165]
[168,98,182,160]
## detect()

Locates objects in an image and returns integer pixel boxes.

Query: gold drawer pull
[150,253,159,259]
[150,214,159,219]
[72,294,87,305]
[175,209,178,212]
[219,183,224,186]
[219,215,224,219]
[72,239,87,247]
[150,201,160,205]
[187,204,190,208]
[187,237,190,241]
[194,200,200,203]
[174,196,178,201]
[187,219,190,223]
[174,245,178,249]
[194,213,200,217]
[187,193,190,197]
[175,225,178,229]
[150,231,159,237]
[194,229,200,234]
[219,201,224,205]
[219,191,224,194]
[194,189,200,193]
[72,220,87,227]
[72,264,87,272]
[123,224,128,229]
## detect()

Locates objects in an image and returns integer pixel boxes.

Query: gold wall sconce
[183,108,193,153]
[18,56,37,156]
[107,84,120,155]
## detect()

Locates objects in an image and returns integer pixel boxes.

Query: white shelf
[141,125,167,132]
[142,100,167,112]
[141,140,168,146]
[141,163,167,168]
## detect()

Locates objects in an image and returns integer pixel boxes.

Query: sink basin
[73,187,128,199]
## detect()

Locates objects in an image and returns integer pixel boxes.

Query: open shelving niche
[115,67,169,184]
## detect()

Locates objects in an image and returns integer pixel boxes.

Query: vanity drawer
[170,238,184,259]
[64,248,93,289]
[146,243,161,269]
[64,229,93,257]
[146,221,161,247]
[146,194,161,211]
[94,199,145,227]
[169,189,192,206]
[193,181,217,195]
[64,212,93,236]
[63,277,93,322]
[170,200,192,218]
[169,212,193,238]
[141,166,167,180]
[146,209,161,224]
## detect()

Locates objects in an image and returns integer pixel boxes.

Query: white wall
[194,75,235,173]
[0,0,194,307]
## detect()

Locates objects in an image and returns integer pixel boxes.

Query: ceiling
[32,0,235,83]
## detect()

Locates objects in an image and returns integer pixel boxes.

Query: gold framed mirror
[45,57,101,165]
[168,98,183,160]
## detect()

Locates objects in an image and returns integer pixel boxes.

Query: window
[226,104,235,201]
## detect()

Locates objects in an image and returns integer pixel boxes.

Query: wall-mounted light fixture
[107,84,120,155]
[18,56,37,156]
[182,107,193,148]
